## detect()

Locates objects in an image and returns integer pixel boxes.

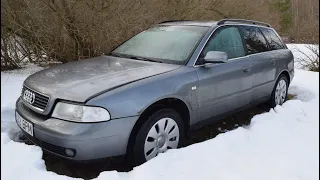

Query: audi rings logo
[23,90,35,104]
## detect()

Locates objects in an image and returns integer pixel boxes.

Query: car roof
[159,20,219,27]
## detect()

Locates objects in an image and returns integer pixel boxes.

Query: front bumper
[15,98,139,160]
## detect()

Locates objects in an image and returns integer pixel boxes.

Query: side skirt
[189,96,270,131]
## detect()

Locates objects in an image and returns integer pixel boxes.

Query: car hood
[24,56,181,102]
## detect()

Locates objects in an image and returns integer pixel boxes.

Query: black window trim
[237,25,271,55]
[258,27,272,51]
[236,26,249,55]
[193,24,287,67]
[259,27,286,50]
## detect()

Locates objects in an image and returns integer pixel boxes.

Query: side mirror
[204,51,228,64]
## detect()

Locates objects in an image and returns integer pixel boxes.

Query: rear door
[238,25,276,102]
[259,27,289,77]
[195,26,254,122]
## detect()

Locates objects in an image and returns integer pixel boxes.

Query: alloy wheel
[144,118,179,161]
[275,79,287,105]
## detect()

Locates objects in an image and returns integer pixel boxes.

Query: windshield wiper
[108,52,124,58]
[129,56,162,63]
[109,52,162,63]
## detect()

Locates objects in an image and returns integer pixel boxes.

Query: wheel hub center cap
[157,135,166,148]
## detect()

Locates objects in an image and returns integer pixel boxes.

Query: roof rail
[217,19,271,27]
[159,20,192,24]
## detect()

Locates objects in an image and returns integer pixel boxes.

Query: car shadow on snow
[20,94,295,180]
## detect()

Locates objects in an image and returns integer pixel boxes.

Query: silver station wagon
[16,19,294,166]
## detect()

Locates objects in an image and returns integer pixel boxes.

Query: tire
[131,108,184,166]
[269,74,289,108]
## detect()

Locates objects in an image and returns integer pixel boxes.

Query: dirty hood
[24,56,181,102]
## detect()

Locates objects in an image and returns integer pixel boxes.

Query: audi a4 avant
[16,19,294,165]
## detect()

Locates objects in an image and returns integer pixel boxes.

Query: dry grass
[288,94,296,100]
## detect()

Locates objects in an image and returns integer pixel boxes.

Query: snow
[1,133,79,180]
[1,64,43,141]
[1,46,319,180]
[287,44,319,70]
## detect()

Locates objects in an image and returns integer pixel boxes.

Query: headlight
[52,102,110,122]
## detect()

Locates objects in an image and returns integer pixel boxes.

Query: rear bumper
[289,69,294,84]
[15,98,138,160]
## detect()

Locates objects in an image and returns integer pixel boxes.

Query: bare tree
[294,44,319,72]
[1,0,318,71]
[291,0,319,43]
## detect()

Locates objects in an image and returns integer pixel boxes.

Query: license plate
[16,111,34,136]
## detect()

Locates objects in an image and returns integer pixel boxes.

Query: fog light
[65,148,75,157]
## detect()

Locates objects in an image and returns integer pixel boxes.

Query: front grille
[21,86,49,111]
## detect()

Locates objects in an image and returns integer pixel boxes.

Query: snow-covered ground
[1,45,319,180]
[1,64,43,142]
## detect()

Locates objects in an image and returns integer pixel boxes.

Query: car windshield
[111,25,209,64]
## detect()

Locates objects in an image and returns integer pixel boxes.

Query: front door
[195,26,253,123]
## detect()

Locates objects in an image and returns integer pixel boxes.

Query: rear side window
[260,28,285,50]
[239,26,269,55]
[201,26,245,59]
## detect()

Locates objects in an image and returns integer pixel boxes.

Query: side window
[201,26,245,60]
[260,28,285,50]
[239,26,269,54]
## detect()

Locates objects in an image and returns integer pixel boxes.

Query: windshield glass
[112,25,209,64]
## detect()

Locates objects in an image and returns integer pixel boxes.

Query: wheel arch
[277,70,290,84]
[126,97,191,157]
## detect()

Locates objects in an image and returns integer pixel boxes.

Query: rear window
[238,26,269,55]
[260,28,285,50]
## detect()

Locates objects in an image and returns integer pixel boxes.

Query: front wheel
[269,74,289,108]
[131,109,184,166]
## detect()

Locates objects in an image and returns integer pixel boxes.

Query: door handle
[271,59,276,65]
[242,66,251,73]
